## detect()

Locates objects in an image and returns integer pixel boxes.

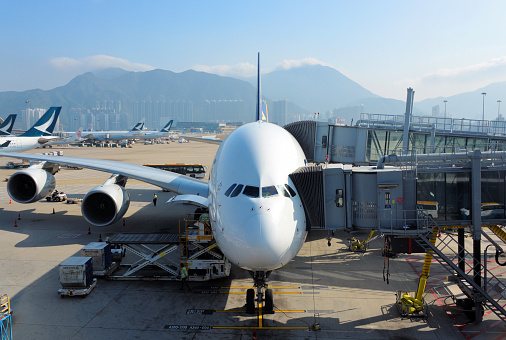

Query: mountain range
[0,64,505,129]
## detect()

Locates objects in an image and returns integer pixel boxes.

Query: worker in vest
[180,263,191,291]
[153,193,157,206]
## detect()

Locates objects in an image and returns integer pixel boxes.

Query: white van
[417,201,439,219]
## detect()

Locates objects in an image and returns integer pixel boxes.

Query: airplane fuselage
[0,136,59,152]
[209,121,307,271]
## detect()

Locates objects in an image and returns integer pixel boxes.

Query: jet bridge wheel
[264,288,273,313]
[246,288,255,314]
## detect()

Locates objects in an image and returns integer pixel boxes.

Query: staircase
[415,229,506,323]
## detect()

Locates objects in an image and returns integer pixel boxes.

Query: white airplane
[0,54,307,312]
[0,107,62,152]
[143,120,173,139]
[84,121,146,141]
[0,114,17,136]
[46,129,86,146]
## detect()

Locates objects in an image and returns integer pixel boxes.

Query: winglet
[20,107,61,137]
[160,120,173,133]
[0,114,17,135]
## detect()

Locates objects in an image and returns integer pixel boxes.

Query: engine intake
[82,184,130,227]
[7,168,56,203]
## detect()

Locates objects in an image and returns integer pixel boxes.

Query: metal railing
[359,113,506,136]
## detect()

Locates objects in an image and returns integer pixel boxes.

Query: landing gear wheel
[264,288,273,313]
[246,288,255,314]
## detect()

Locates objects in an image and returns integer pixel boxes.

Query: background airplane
[84,121,146,141]
[0,107,61,152]
[0,114,17,136]
[47,128,85,146]
[143,120,173,139]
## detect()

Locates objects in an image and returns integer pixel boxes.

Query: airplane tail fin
[20,107,61,137]
[0,114,17,135]
[131,121,145,132]
[256,53,268,122]
[160,120,173,133]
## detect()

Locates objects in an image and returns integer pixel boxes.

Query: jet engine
[7,167,56,203]
[81,175,130,227]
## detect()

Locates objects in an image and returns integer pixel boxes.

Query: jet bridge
[289,148,506,323]
[290,163,407,230]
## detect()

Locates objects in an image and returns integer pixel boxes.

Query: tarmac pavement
[0,142,504,339]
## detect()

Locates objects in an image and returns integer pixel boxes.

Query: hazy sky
[2,1,506,101]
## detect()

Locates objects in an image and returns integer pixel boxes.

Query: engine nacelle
[82,184,130,227]
[7,168,56,203]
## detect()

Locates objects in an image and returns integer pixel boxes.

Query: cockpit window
[243,185,260,198]
[285,184,297,197]
[224,184,237,197]
[262,186,278,197]
[230,184,244,197]
[277,185,290,197]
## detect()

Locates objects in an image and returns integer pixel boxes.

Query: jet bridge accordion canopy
[289,165,325,229]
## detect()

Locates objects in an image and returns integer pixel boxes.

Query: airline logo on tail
[21,107,61,137]
[261,102,268,122]
[161,120,173,132]
[0,114,17,135]
[131,122,144,132]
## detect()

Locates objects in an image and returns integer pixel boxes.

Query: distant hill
[7,63,505,129]
[0,69,261,128]
[260,65,380,114]
[415,81,506,120]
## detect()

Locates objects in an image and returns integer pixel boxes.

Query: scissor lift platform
[107,229,230,281]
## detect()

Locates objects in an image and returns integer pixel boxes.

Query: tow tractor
[46,190,67,202]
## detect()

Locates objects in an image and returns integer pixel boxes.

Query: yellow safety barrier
[0,295,10,315]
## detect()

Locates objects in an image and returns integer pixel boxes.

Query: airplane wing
[0,152,209,196]
[182,136,222,145]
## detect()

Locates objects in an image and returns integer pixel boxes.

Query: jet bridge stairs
[383,215,506,323]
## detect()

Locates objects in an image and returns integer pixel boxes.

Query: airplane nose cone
[234,212,289,270]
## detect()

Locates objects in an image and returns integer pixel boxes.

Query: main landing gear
[246,271,274,314]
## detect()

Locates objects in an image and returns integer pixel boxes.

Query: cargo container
[59,257,94,288]
[81,242,112,271]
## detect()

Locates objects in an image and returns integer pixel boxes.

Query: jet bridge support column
[471,149,483,323]
[402,88,414,152]
[458,228,465,273]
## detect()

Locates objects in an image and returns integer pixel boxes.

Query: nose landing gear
[246,271,273,314]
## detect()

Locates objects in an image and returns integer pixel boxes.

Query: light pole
[498,100,502,121]
[443,100,447,119]
[25,100,30,129]
[481,92,487,132]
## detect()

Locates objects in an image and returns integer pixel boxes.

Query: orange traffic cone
[14,220,17,228]
[9,199,12,204]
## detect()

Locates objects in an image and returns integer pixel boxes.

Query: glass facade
[416,171,506,221]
